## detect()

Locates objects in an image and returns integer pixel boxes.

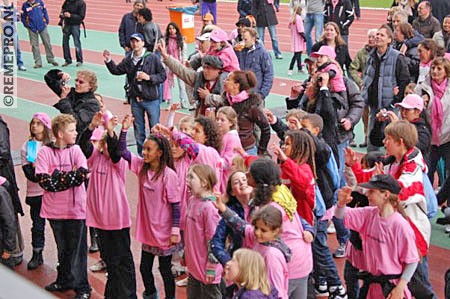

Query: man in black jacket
[60,0,86,67]
[324,0,355,45]
[104,33,166,156]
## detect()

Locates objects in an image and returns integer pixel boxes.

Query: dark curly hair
[249,158,281,207]
[195,116,222,153]
[138,8,152,22]
[139,134,175,181]
[165,22,184,51]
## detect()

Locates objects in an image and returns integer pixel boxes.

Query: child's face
[286,116,302,130]
[229,172,252,198]
[186,170,205,196]
[404,88,414,96]
[316,54,329,67]
[59,123,77,145]
[171,140,185,160]
[400,107,421,122]
[254,219,280,243]
[366,188,388,208]
[383,134,403,157]
[142,139,162,164]
[246,172,256,188]
[223,257,240,282]
[30,118,45,137]
[192,122,207,145]
[179,122,193,136]
[281,136,293,158]
[301,119,319,136]
[216,112,232,134]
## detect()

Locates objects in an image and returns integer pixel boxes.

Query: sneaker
[275,55,283,60]
[287,70,293,76]
[76,62,83,67]
[89,260,106,272]
[62,62,71,67]
[176,277,188,287]
[329,285,348,299]
[445,224,450,233]
[327,223,336,234]
[33,64,42,69]
[18,65,27,71]
[333,243,346,258]
[314,282,329,297]
[50,61,59,66]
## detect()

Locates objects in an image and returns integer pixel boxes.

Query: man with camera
[59,0,86,67]
[103,33,166,156]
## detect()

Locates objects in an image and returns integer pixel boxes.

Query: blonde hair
[231,155,246,172]
[77,70,98,92]
[217,106,238,130]
[179,115,195,128]
[290,4,303,23]
[404,83,417,96]
[52,114,77,138]
[285,108,307,122]
[233,249,271,295]
[189,164,217,192]
[384,120,418,150]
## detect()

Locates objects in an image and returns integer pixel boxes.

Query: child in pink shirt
[336,174,420,299]
[310,45,346,93]
[118,115,180,299]
[78,112,136,298]
[20,112,52,270]
[184,164,222,298]
[35,114,91,298]
[215,199,291,299]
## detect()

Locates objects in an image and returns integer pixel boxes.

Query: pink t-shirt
[344,207,420,299]
[86,148,131,230]
[184,195,222,284]
[220,130,242,190]
[175,155,191,231]
[193,144,224,192]
[129,154,180,248]
[21,140,44,197]
[270,202,313,279]
[35,145,87,220]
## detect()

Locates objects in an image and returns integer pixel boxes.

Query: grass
[279,0,392,9]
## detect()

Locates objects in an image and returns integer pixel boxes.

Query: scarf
[167,35,180,88]
[431,78,447,145]
[226,90,249,105]
[271,185,297,221]
[261,238,292,263]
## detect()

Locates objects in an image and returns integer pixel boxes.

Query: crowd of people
[1,0,450,298]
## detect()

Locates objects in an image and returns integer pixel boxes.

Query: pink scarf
[431,78,447,145]
[226,90,249,105]
[167,35,180,88]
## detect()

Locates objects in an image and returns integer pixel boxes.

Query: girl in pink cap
[20,112,52,270]
[311,45,346,94]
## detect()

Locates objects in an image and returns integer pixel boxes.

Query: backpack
[422,171,438,219]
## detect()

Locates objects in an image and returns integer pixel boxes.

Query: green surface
[279,0,392,8]
[430,211,450,250]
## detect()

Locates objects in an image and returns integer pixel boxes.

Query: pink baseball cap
[394,94,424,112]
[310,45,336,60]
[90,127,105,141]
[32,112,52,129]
[209,28,228,42]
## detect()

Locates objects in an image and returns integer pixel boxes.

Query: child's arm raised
[118,114,135,163]
[78,111,103,159]
[105,116,121,164]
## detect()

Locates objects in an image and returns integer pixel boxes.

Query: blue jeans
[312,218,342,287]
[337,140,349,188]
[257,25,282,57]
[63,24,83,63]
[131,98,160,156]
[304,13,324,55]
[344,260,360,299]
[245,145,257,156]
[332,216,349,245]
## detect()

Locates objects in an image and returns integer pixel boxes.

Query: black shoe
[27,249,43,270]
[62,62,71,67]
[10,256,23,266]
[50,61,59,66]
[76,62,83,67]
[45,282,71,292]
[74,292,91,299]
[437,217,450,225]
[349,140,357,147]
[359,141,367,147]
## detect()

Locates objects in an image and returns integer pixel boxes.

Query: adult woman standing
[433,15,450,50]
[311,22,352,73]
[417,39,442,83]
[394,23,420,82]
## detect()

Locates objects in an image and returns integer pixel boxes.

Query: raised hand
[122,114,134,130]
[271,143,287,162]
[212,192,227,213]
[89,111,104,130]
[337,186,353,208]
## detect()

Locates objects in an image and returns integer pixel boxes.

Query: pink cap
[210,28,228,42]
[0,176,5,186]
[32,112,52,129]
[103,110,114,125]
[310,45,336,60]
[90,127,105,141]
[444,53,450,61]
[394,94,424,112]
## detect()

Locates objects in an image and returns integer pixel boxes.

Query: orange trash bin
[167,4,197,43]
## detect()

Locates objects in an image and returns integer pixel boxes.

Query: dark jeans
[140,251,175,298]
[312,219,342,287]
[187,275,222,299]
[428,142,450,187]
[409,256,437,299]
[289,52,303,71]
[352,0,360,17]
[97,228,137,299]
[344,260,360,299]
[49,219,90,294]
[332,216,350,245]
[62,24,83,63]
[26,196,45,249]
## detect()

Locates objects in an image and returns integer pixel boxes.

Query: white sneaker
[176,277,188,287]
[327,223,336,234]
[445,224,450,233]
[89,260,106,272]
[287,70,293,76]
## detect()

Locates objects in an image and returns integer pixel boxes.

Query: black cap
[358,174,401,195]
[202,55,223,69]
[236,17,251,27]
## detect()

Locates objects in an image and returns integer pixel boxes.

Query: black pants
[26,196,45,249]
[97,228,137,299]
[289,51,303,71]
[352,0,360,17]
[140,251,175,298]
[49,219,90,294]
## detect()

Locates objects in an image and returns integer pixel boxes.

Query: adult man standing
[361,24,410,151]
[304,0,325,55]
[60,0,86,67]
[104,33,166,156]
[427,0,450,24]
[251,0,282,59]
[21,0,58,68]
[118,0,145,53]
[412,1,440,39]
[324,0,354,45]
[236,27,273,100]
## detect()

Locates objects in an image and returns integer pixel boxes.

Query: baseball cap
[196,32,211,41]
[394,94,424,112]
[210,28,228,42]
[358,174,401,194]
[130,33,145,41]
[310,45,336,60]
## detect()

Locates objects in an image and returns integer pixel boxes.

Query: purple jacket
[234,287,279,299]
